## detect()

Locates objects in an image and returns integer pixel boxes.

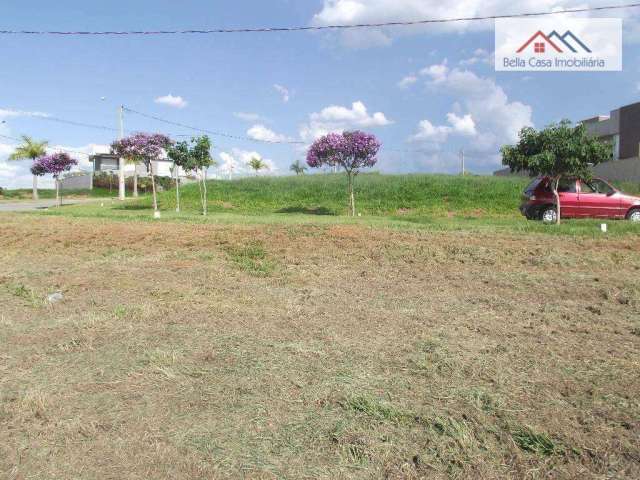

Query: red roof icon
[516,30,563,53]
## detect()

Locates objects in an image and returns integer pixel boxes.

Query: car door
[577,179,622,218]
[557,177,580,217]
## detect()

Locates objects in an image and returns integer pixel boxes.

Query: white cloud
[459,48,493,66]
[419,62,449,83]
[410,120,452,143]
[154,94,188,109]
[397,75,418,89]
[417,62,533,154]
[246,124,290,143]
[217,151,242,178]
[0,143,15,156]
[234,112,263,122]
[446,112,477,136]
[0,109,49,119]
[217,149,277,178]
[410,112,477,143]
[310,0,639,47]
[299,101,392,142]
[273,84,291,103]
[0,143,109,189]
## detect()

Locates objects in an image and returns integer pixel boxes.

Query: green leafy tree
[289,159,307,175]
[191,136,216,216]
[9,135,48,200]
[167,140,190,213]
[167,136,216,215]
[501,120,612,224]
[248,157,266,175]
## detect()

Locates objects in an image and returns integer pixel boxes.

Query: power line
[37,115,120,133]
[123,106,305,145]
[2,116,269,154]
[4,110,255,148]
[0,3,636,35]
[2,112,497,157]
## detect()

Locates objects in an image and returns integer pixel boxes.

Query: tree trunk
[55,176,61,208]
[553,176,561,225]
[118,157,126,200]
[174,163,180,212]
[197,170,203,213]
[133,167,139,198]
[149,162,159,218]
[32,174,38,200]
[347,171,355,217]
[202,168,208,216]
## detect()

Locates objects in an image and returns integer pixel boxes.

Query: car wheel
[627,208,640,222]
[540,206,557,224]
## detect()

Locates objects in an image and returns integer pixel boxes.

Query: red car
[520,176,640,223]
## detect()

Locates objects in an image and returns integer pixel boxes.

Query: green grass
[511,427,560,456]
[154,173,532,216]
[8,173,640,237]
[0,187,113,200]
[224,241,276,276]
[147,172,639,218]
[342,395,412,423]
[25,202,640,238]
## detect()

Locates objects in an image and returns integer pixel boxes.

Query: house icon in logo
[516,30,591,54]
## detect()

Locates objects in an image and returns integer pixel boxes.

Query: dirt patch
[0,215,638,479]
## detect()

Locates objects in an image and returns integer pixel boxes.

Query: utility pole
[118,105,125,200]
[459,148,465,176]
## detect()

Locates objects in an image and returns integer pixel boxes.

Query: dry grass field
[1,214,639,479]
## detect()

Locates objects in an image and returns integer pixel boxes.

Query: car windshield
[583,179,615,195]
[524,177,542,194]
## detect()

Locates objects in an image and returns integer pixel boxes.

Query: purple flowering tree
[111,133,172,218]
[30,152,78,207]
[307,130,381,216]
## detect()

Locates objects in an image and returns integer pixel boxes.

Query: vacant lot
[1,214,639,479]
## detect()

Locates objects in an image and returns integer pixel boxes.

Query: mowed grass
[25,173,640,237]
[0,187,113,200]
[0,214,639,479]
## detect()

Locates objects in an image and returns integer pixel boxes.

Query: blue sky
[1,0,639,187]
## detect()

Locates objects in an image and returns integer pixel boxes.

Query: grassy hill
[153,173,532,217]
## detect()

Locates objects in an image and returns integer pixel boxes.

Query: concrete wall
[493,167,527,177]
[60,173,93,190]
[618,102,640,160]
[583,110,619,138]
[593,156,640,183]
[494,157,640,182]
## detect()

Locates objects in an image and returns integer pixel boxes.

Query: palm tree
[289,159,307,175]
[248,157,266,175]
[9,136,48,200]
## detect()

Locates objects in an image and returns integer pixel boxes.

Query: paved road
[0,198,100,212]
